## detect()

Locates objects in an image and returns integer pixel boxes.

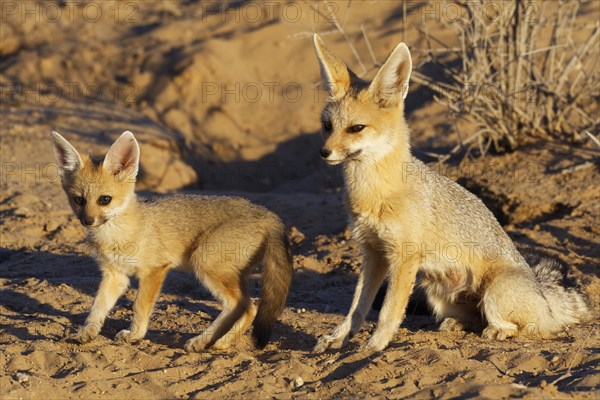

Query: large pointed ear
[50,131,84,175]
[103,131,140,181]
[313,34,354,100]
[369,42,412,107]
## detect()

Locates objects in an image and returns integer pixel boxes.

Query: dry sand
[1,1,599,399]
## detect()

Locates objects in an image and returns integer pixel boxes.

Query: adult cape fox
[311,34,590,352]
[50,131,292,351]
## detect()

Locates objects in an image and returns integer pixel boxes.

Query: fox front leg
[115,266,169,343]
[313,248,386,353]
[365,253,420,352]
[75,270,129,343]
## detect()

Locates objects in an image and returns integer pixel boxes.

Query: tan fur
[311,35,590,352]
[50,131,292,351]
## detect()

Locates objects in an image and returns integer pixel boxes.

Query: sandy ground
[1,1,599,399]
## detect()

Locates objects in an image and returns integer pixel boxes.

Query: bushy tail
[252,222,293,348]
[530,255,591,332]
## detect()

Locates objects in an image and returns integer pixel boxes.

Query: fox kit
[50,131,292,351]
[311,35,590,352]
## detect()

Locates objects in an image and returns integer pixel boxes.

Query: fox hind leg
[212,300,257,350]
[480,269,538,340]
[184,271,252,352]
[425,290,480,333]
[185,224,263,352]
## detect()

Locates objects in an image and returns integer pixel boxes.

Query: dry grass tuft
[414,0,600,156]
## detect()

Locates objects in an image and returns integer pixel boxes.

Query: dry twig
[551,327,595,386]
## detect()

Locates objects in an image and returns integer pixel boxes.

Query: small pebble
[292,376,304,389]
[16,372,30,383]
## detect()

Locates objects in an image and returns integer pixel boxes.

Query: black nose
[320,148,332,159]
[82,217,95,226]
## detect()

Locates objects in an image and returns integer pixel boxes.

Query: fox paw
[365,332,391,352]
[184,336,210,353]
[439,318,465,332]
[115,329,143,343]
[211,334,236,351]
[313,334,349,353]
[482,325,517,341]
[74,324,100,343]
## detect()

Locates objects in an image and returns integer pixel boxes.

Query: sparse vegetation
[414,0,600,156]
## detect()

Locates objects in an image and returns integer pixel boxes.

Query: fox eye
[322,120,333,132]
[347,125,366,133]
[73,196,85,205]
[98,195,112,205]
